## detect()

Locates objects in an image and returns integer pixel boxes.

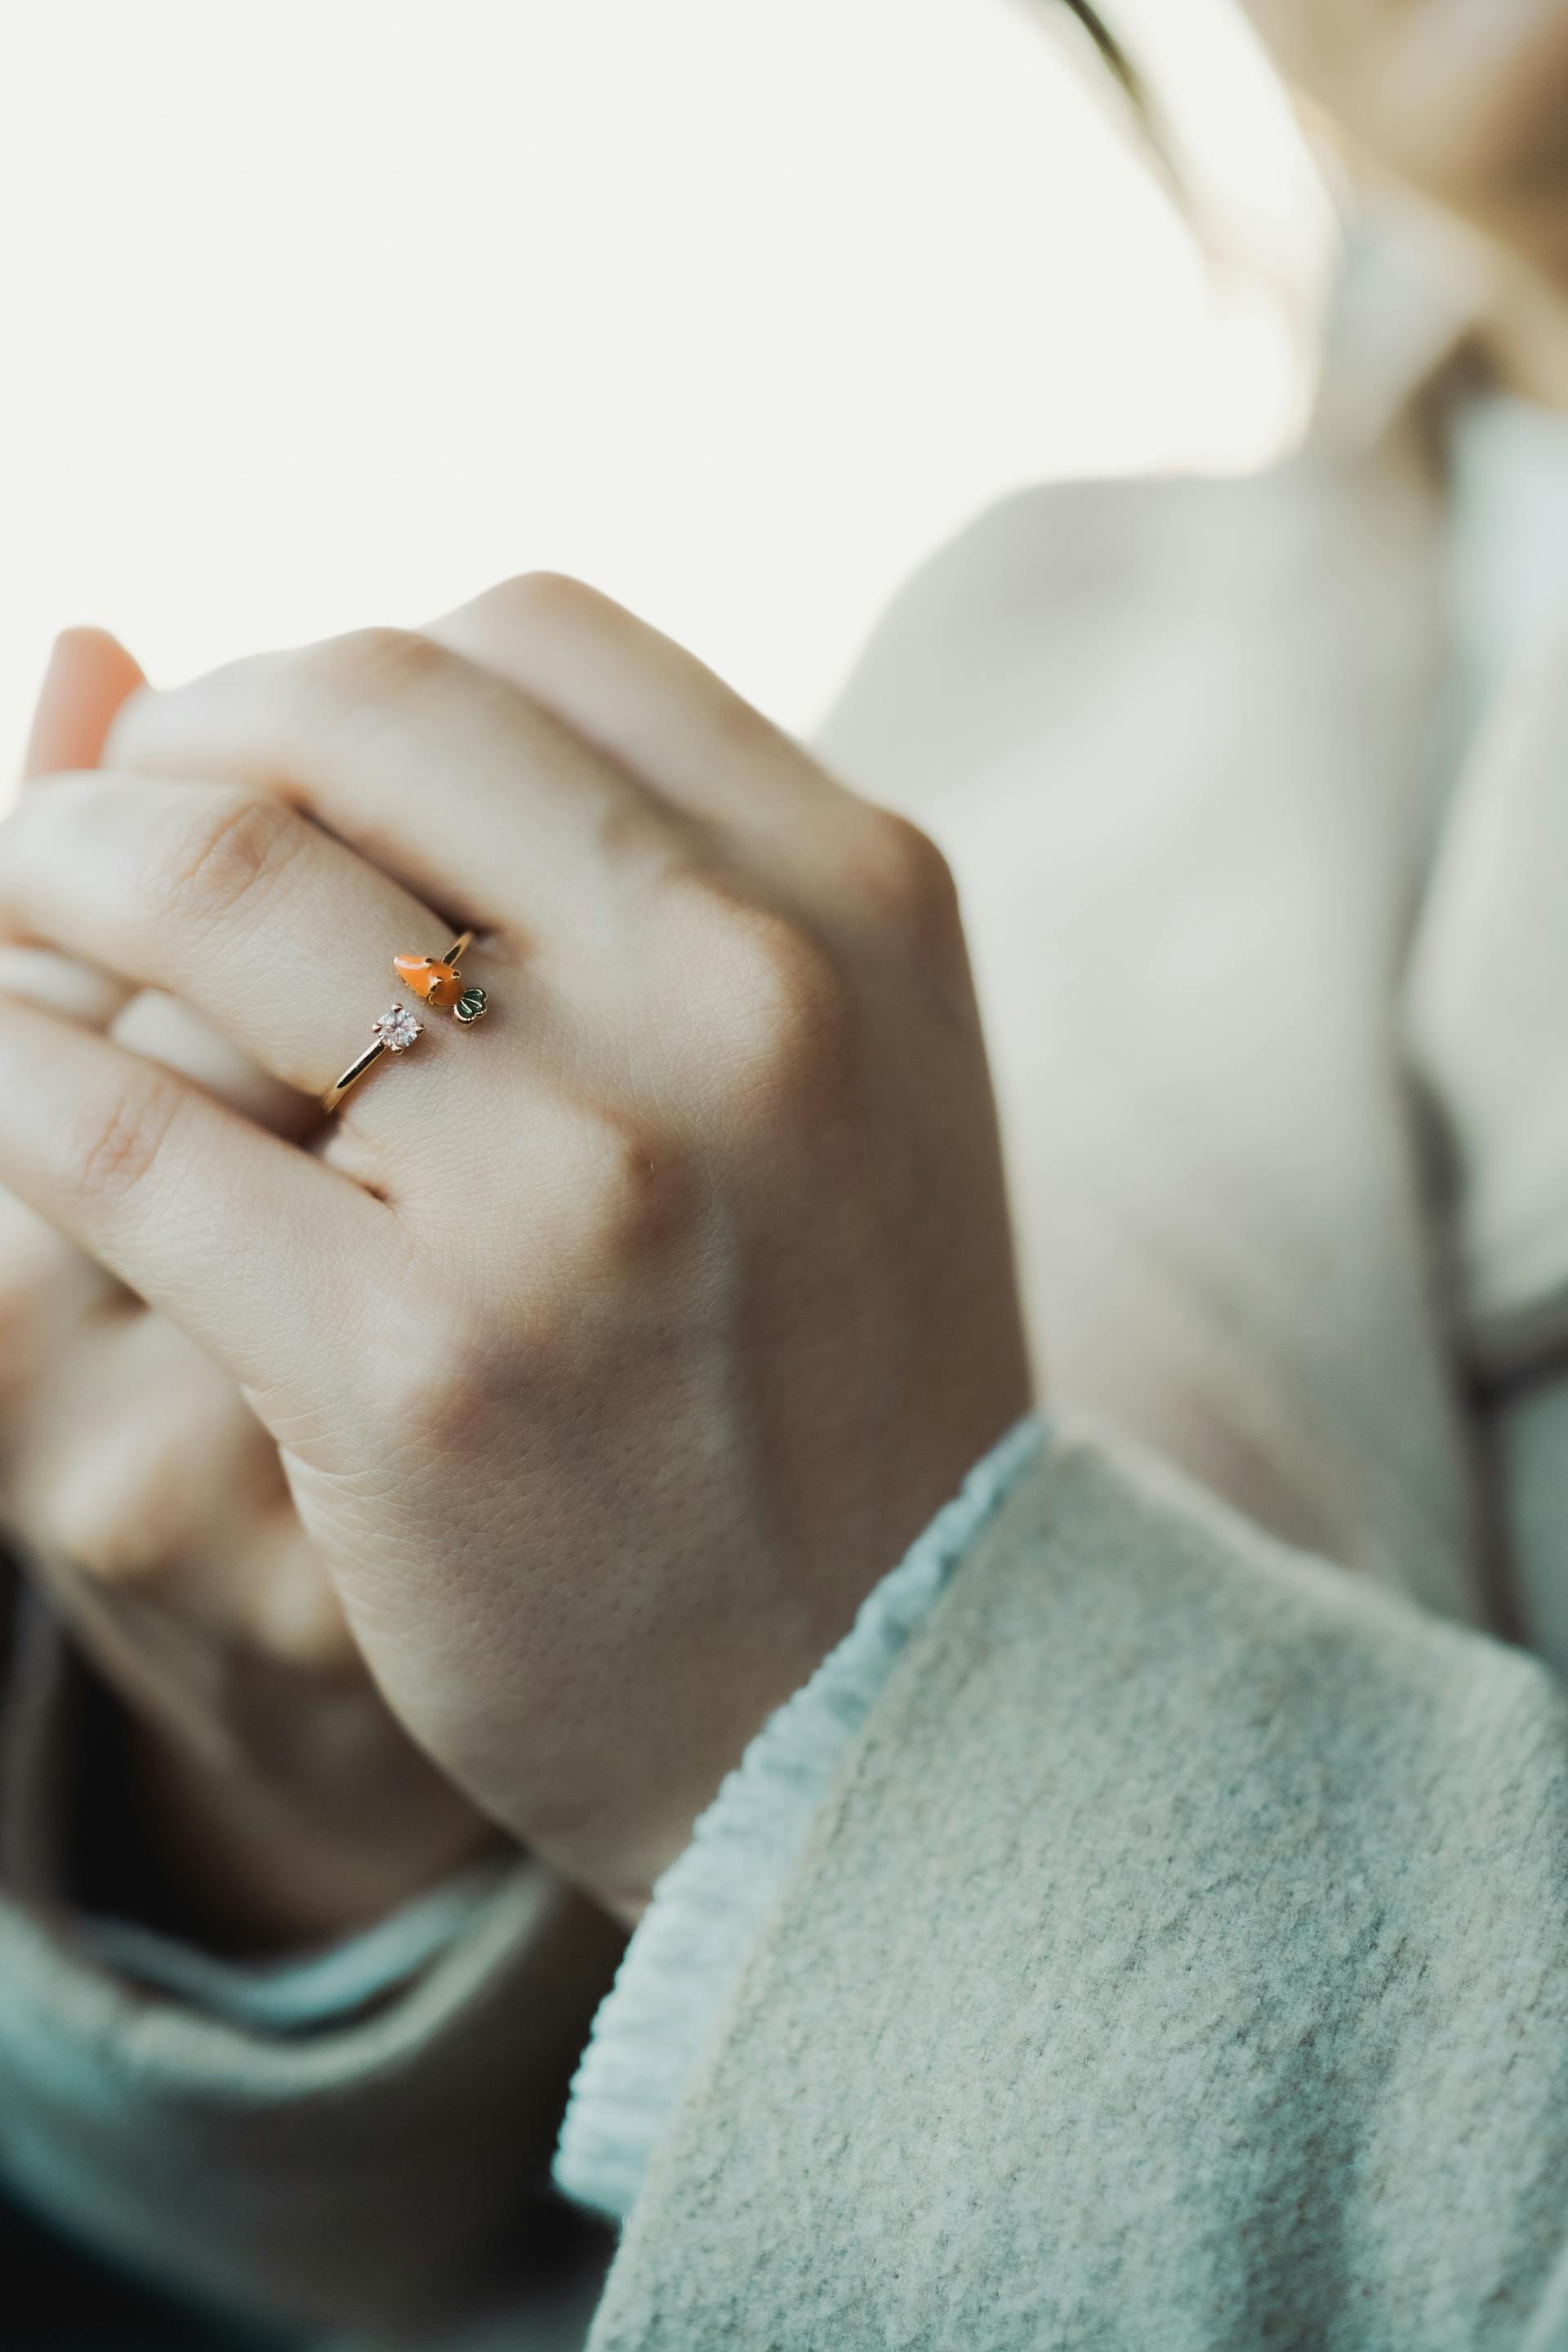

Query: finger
[20,635,297,1111]
[0,944,131,1028]
[420,581,921,973]
[104,627,671,937]
[0,1176,108,1395]
[0,929,311,1324]
[0,772,466,1131]
[111,989,315,1135]
[0,942,139,1320]
[0,994,380,1414]
[13,633,146,1033]
[3,637,150,1307]
[0,956,327,1139]
[14,639,323,1142]
[11,635,308,1310]
[16,635,291,1119]
[23,628,148,782]
[423,573,844,844]
[20,1310,350,1665]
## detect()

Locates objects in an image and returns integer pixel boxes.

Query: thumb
[23,627,147,781]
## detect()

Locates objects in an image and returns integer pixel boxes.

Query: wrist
[564,1414,1046,1929]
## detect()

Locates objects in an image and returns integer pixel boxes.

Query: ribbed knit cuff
[553,1414,1046,2222]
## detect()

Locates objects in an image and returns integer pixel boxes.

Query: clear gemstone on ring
[372,1004,423,1053]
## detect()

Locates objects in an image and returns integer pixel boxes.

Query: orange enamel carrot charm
[393,953,463,1009]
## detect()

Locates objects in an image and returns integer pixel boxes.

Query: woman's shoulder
[853,450,1404,661]
[891,468,1254,604]
[815,452,1407,800]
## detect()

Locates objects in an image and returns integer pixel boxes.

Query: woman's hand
[0,578,1030,1920]
[2,632,497,1949]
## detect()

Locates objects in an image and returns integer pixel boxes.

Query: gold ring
[322,930,489,1114]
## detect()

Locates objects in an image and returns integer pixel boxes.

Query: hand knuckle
[47,1478,162,1588]
[370,1291,517,1450]
[851,811,962,948]
[715,898,861,1122]
[145,789,302,935]
[480,570,602,633]
[577,1119,693,1278]
[247,1576,359,1675]
[299,625,448,710]
[99,682,158,770]
[431,1312,510,1412]
[69,1068,185,1215]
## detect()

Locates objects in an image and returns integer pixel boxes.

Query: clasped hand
[0,579,1028,1927]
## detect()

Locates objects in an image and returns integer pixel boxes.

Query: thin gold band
[323,931,477,1115]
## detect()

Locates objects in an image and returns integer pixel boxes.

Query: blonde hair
[1049,3,1169,182]
[1058,2,1140,104]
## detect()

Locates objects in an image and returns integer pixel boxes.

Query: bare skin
[0,585,1029,1922]
[4,634,498,1947]
[1241,0,1568,404]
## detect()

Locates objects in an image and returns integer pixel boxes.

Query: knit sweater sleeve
[552,1415,1045,2222]
[0,1572,625,2337]
[581,1426,1568,2348]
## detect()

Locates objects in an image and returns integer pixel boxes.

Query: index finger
[24,629,147,781]
[0,996,382,1428]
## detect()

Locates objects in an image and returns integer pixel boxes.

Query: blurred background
[0,0,1331,791]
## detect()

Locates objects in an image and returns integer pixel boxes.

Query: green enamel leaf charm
[453,986,489,1025]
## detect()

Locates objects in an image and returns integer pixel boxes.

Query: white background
[0,0,1328,791]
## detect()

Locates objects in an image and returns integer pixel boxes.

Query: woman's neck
[1470,239,1568,414]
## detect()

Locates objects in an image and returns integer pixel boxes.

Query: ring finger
[0,947,135,1309]
[0,772,483,1177]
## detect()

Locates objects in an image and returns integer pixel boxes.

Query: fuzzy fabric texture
[585,1430,1568,2350]
[0,1655,622,2344]
[554,1416,1045,2221]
